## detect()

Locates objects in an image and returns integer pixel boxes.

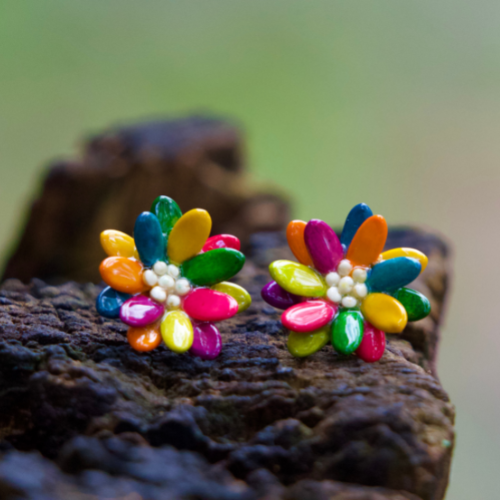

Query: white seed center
[143,263,191,307]
[326,261,368,309]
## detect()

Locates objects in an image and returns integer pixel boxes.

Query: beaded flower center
[325,259,368,309]
[142,261,191,309]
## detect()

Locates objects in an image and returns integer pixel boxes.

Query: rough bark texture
[0,229,453,500]
[2,116,290,284]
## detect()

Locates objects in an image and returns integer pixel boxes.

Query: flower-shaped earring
[262,203,431,362]
[96,196,251,359]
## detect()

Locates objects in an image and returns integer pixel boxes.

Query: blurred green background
[1,1,499,497]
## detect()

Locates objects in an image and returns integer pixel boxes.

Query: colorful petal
[287,326,329,358]
[331,310,364,355]
[134,212,166,267]
[167,209,212,264]
[100,230,139,259]
[356,322,386,362]
[202,234,241,252]
[304,220,343,274]
[367,257,421,293]
[286,220,313,267]
[361,293,408,333]
[212,281,251,312]
[99,257,146,294]
[340,203,373,249]
[127,323,162,352]
[282,300,336,333]
[181,248,245,286]
[381,247,428,273]
[96,286,131,319]
[190,323,222,360]
[269,260,326,298]
[393,288,431,322]
[261,281,302,310]
[346,215,388,267]
[161,311,194,353]
[119,295,165,327]
[183,288,239,322]
[151,195,182,237]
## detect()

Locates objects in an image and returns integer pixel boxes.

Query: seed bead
[150,286,167,303]
[153,261,168,276]
[325,272,340,287]
[327,286,342,303]
[342,296,357,308]
[167,295,181,309]
[337,259,353,277]
[338,276,354,294]
[175,278,191,296]
[167,265,180,278]
[352,268,367,283]
[143,270,158,287]
[158,275,175,290]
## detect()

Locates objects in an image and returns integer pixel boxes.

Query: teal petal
[340,203,373,249]
[393,288,431,321]
[367,257,421,293]
[331,310,364,355]
[96,286,131,319]
[151,196,182,238]
[134,212,166,267]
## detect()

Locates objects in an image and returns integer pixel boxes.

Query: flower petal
[261,281,302,310]
[367,257,421,293]
[100,230,139,259]
[286,220,313,266]
[167,209,212,264]
[331,310,364,355]
[361,293,408,333]
[304,220,343,274]
[183,288,239,322]
[119,295,165,327]
[346,215,388,267]
[282,301,336,332]
[287,326,329,358]
[190,323,222,360]
[381,247,428,273]
[340,203,373,249]
[127,323,162,352]
[202,234,241,252]
[212,281,251,312]
[393,288,431,322]
[161,310,194,353]
[99,257,146,294]
[96,286,131,319]
[269,260,326,298]
[134,212,166,267]
[181,248,245,286]
[151,195,182,237]
[356,322,386,362]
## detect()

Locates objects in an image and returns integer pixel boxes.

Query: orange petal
[286,220,313,266]
[127,323,161,351]
[346,215,388,267]
[99,256,146,294]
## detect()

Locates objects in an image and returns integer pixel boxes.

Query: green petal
[331,310,364,355]
[393,287,431,322]
[287,326,329,358]
[151,196,182,238]
[269,260,326,297]
[181,248,245,286]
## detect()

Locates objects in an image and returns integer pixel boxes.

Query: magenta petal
[190,322,222,360]
[183,288,239,322]
[119,295,164,327]
[304,219,343,274]
[261,281,302,310]
[282,300,336,332]
[356,322,386,363]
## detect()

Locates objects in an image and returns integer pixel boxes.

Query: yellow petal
[100,230,139,259]
[380,247,428,273]
[212,281,252,312]
[160,311,194,353]
[361,293,408,334]
[269,260,326,298]
[167,209,212,264]
[287,326,329,357]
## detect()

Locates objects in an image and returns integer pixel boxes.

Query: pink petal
[304,219,343,274]
[356,322,386,362]
[190,322,222,360]
[183,288,239,322]
[282,300,336,333]
[202,234,241,252]
[119,295,164,327]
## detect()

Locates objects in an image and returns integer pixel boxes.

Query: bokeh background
[1,1,499,497]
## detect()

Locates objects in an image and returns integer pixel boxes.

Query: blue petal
[134,212,166,267]
[96,286,131,319]
[340,203,373,248]
[366,257,422,293]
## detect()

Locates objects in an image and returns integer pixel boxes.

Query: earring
[261,203,431,362]
[96,196,251,360]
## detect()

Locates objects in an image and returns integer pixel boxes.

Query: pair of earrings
[96,196,430,363]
